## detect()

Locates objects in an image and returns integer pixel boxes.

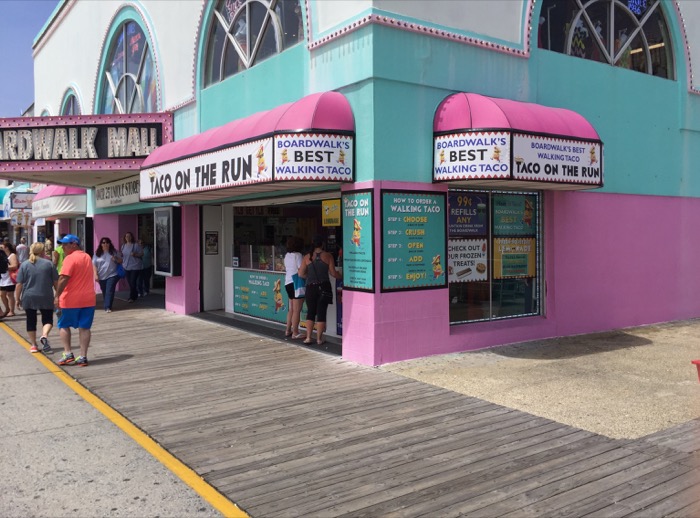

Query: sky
[0,0,60,117]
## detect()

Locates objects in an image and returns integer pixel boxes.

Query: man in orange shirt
[54,235,96,367]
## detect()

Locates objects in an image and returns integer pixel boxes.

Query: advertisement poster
[434,131,511,181]
[493,237,536,279]
[381,191,447,291]
[493,194,537,236]
[322,199,341,227]
[448,238,488,283]
[342,190,374,291]
[448,192,488,236]
[233,269,287,324]
[273,133,354,182]
[512,134,602,186]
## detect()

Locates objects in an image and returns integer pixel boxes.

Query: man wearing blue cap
[54,235,96,367]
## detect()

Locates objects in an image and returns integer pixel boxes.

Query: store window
[538,0,674,79]
[448,190,541,324]
[60,92,81,115]
[98,21,157,114]
[203,0,304,87]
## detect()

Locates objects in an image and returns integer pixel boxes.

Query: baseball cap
[58,234,81,245]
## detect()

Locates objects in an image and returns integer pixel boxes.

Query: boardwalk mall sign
[0,113,173,176]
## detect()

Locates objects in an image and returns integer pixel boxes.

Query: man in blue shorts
[54,235,96,367]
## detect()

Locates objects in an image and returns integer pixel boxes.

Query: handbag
[9,270,17,283]
[116,263,126,279]
[310,259,333,304]
[292,273,306,298]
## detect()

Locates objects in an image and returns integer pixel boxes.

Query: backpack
[0,250,8,274]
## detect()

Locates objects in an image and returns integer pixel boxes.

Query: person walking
[16,237,29,264]
[298,235,342,346]
[55,234,67,273]
[137,239,152,297]
[92,237,121,313]
[0,242,19,317]
[54,234,96,367]
[283,236,305,340]
[44,239,58,268]
[15,242,58,354]
[120,232,143,303]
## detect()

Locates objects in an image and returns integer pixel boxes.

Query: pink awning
[32,184,87,219]
[142,91,355,168]
[33,185,87,201]
[434,92,600,140]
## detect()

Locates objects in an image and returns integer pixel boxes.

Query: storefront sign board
[448,192,488,236]
[141,138,274,199]
[493,237,536,278]
[448,238,488,283]
[434,132,511,181]
[233,269,287,324]
[381,190,447,291]
[512,134,602,185]
[322,199,341,226]
[10,192,35,209]
[95,177,140,208]
[492,194,537,236]
[273,134,353,182]
[342,190,374,291]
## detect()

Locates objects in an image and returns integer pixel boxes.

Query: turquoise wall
[193,2,700,198]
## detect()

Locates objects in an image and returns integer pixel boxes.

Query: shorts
[285,282,303,300]
[0,285,15,292]
[58,307,95,329]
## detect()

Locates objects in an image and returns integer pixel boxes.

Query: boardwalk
[4,297,699,517]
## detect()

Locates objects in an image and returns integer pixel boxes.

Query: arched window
[538,0,674,79]
[98,20,157,114]
[203,0,304,87]
[61,92,81,115]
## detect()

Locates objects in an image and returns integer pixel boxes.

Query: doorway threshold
[194,310,342,356]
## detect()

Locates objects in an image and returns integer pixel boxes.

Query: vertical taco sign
[381,190,447,291]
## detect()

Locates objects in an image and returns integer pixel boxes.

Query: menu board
[233,269,287,323]
[493,194,536,236]
[381,190,447,291]
[342,190,374,291]
[448,192,488,236]
[448,238,488,283]
[493,237,536,278]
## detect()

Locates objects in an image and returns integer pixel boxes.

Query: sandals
[302,339,314,345]
[292,333,305,340]
[317,340,326,346]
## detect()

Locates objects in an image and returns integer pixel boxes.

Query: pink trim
[308,4,536,58]
[434,92,600,140]
[142,91,355,167]
[33,184,86,201]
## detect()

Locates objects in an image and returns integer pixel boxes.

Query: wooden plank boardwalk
[4,297,699,517]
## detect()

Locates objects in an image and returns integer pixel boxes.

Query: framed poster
[205,231,219,255]
[381,190,447,292]
[341,189,374,292]
[154,207,181,276]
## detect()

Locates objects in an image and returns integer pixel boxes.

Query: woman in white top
[283,236,305,339]
[0,242,19,317]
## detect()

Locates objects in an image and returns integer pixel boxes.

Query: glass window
[538,0,674,79]
[204,0,304,87]
[448,190,542,324]
[61,93,80,115]
[99,21,157,114]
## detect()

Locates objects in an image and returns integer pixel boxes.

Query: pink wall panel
[343,184,700,366]
[165,205,200,315]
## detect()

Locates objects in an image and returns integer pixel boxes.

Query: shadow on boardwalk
[3,299,699,517]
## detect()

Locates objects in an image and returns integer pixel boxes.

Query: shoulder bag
[311,257,333,304]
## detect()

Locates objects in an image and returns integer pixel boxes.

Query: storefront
[32,185,88,246]
[140,91,353,337]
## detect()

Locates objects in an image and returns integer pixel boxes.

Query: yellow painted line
[2,323,248,518]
